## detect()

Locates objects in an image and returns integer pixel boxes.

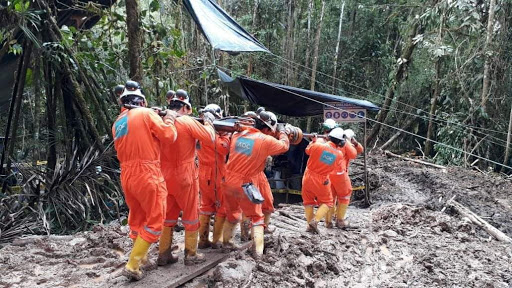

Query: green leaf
[149,0,160,12]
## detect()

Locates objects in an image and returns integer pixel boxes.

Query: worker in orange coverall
[241,159,276,240]
[302,127,345,234]
[221,110,289,259]
[196,104,231,249]
[330,129,364,228]
[112,82,177,281]
[158,89,216,266]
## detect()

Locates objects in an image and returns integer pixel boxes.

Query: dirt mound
[1,154,512,287]
[202,203,512,288]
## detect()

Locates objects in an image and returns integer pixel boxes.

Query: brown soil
[1,153,511,288]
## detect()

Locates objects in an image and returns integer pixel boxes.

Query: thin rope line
[218,65,512,171]
[268,53,510,137]
[260,56,512,150]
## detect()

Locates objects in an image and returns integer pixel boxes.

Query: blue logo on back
[235,137,255,156]
[114,115,128,140]
[319,150,336,166]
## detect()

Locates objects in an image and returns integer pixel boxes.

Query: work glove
[202,111,215,126]
[276,123,286,134]
[163,110,177,124]
[351,137,358,146]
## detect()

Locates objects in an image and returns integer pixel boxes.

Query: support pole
[363,118,370,206]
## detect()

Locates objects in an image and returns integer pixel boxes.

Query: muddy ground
[1,153,511,288]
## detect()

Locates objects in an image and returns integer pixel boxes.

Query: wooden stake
[447,199,512,244]
[384,150,447,170]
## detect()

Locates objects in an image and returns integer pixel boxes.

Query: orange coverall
[302,140,343,207]
[161,116,214,231]
[330,142,363,204]
[222,128,289,226]
[113,107,177,243]
[197,133,230,217]
[257,171,274,214]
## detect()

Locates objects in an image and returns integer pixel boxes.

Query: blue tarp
[183,0,269,54]
[217,69,380,117]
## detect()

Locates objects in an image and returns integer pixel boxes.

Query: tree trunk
[332,1,345,92]
[502,103,512,172]
[380,117,415,150]
[247,0,259,76]
[366,19,421,145]
[6,43,33,173]
[424,58,441,156]
[125,0,143,83]
[307,0,326,133]
[43,60,57,174]
[0,42,25,176]
[480,0,496,111]
[304,0,314,70]
[285,0,295,86]
[33,53,41,164]
[425,12,444,156]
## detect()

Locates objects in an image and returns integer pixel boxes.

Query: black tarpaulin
[183,0,269,54]
[217,69,380,117]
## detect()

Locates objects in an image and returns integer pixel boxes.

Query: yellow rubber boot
[211,216,225,249]
[325,207,334,229]
[240,215,251,242]
[131,238,149,266]
[184,230,206,265]
[336,203,349,229]
[198,214,212,249]
[157,226,178,266]
[222,221,240,252]
[263,213,275,234]
[252,225,264,260]
[124,236,152,281]
[309,204,330,234]
[304,206,314,232]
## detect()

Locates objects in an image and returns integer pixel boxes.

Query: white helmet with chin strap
[259,111,278,132]
[344,129,355,140]
[328,127,345,145]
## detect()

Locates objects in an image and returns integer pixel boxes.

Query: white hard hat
[328,127,345,141]
[204,104,223,118]
[344,129,355,140]
[259,111,278,132]
[120,88,146,100]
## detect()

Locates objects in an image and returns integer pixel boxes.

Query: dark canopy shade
[183,0,269,54]
[218,69,380,117]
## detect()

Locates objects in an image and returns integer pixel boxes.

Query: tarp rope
[268,52,510,137]
[218,65,512,171]
[259,56,512,150]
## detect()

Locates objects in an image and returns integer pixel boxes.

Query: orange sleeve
[147,110,177,144]
[305,140,316,155]
[355,142,364,154]
[215,134,231,156]
[186,117,215,144]
[264,132,290,156]
[343,142,358,160]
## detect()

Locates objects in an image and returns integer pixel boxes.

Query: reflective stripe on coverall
[330,142,363,204]
[301,140,343,208]
[113,107,177,243]
[223,128,289,226]
[161,115,215,231]
[197,133,230,217]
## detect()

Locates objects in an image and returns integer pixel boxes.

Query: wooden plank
[125,242,253,288]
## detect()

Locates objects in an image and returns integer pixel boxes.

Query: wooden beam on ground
[125,242,253,288]
[448,199,512,244]
[384,150,447,170]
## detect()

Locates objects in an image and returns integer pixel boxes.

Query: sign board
[324,102,366,123]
